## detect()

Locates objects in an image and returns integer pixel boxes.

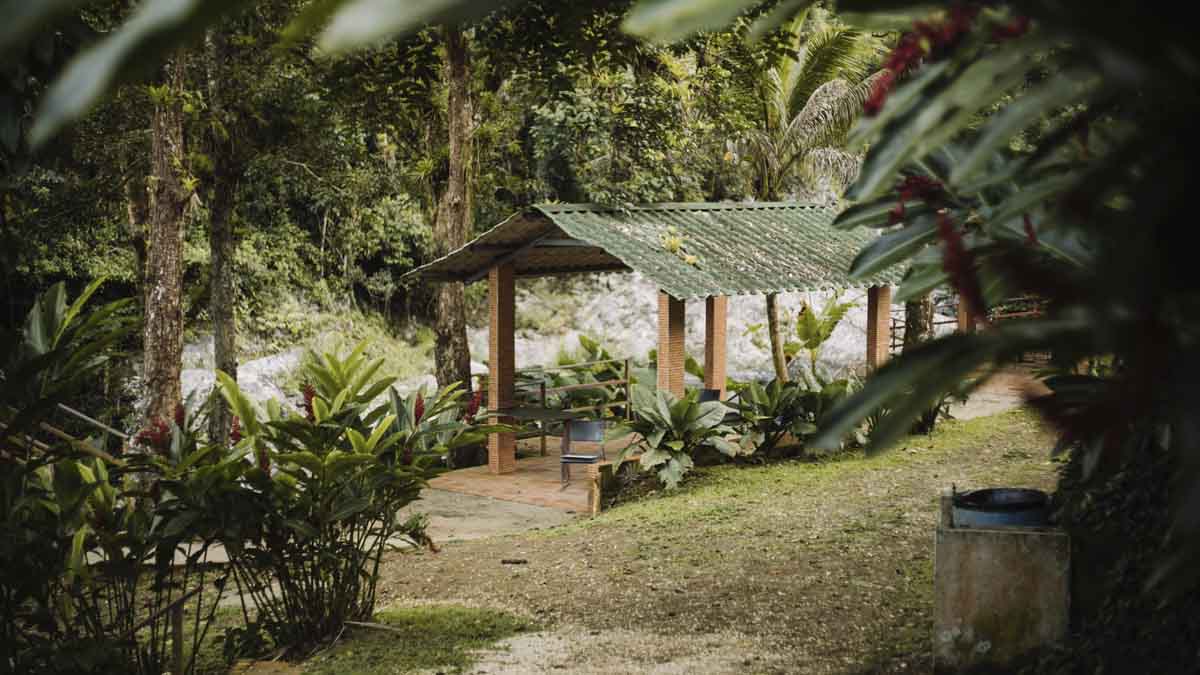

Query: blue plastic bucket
[952,488,1050,528]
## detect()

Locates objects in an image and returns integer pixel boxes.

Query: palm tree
[743,10,887,382]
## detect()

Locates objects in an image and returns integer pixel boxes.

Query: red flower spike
[1023,214,1038,246]
[135,417,171,453]
[864,4,981,116]
[936,211,987,324]
[864,70,896,116]
[174,403,186,429]
[888,203,906,225]
[256,447,270,474]
[464,390,482,424]
[230,416,243,444]
[991,15,1030,41]
[401,446,414,466]
[302,383,316,422]
[414,392,425,425]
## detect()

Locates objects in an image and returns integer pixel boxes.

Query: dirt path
[377,409,1058,674]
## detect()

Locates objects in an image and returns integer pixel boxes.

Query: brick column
[866,285,892,369]
[704,295,728,398]
[657,291,686,398]
[957,293,977,333]
[488,263,516,474]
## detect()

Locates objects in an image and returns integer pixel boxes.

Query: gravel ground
[376,409,1059,674]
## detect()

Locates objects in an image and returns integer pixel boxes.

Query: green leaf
[0,0,89,53]
[848,214,939,278]
[623,0,758,44]
[30,0,251,147]
[895,262,949,303]
[318,0,488,53]
[639,447,672,470]
[329,497,371,522]
[951,70,1100,186]
[277,452,323,475]
[284,519,319,539]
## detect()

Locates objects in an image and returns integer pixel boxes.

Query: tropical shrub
[729,378,855,457]
[2,282,239,675]
[610,386,737,489]
[214,344,491,653]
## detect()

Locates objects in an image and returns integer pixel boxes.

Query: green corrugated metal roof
[404,202,901,299]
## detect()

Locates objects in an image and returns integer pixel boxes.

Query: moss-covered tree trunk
[903,294,935,351]
[432,25,473,393]
[766,293,789,382]
[143,57,188,428]
[206,29,237,444]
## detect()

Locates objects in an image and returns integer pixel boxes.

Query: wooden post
[704,295,728,398]
[488,263,516,474]
[539,381,547,457]
[866,285,892,369]
[657,292,686,397]
[623,358,632,420]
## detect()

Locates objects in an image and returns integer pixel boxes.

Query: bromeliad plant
[610,385,737,489]
[214,343,495,653]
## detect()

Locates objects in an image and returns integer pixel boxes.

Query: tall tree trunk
[206,30,238,444]
[432,25,473,393]
[766,293,789,382]
[143,57,188,429]
[902,294,935,351]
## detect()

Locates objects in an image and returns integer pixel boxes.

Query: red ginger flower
[302,383,316,421]
[174,403,186,429]
[464,390,482,424]
[135,417,171,453]
[991,15,1030,41]
[889,175,946,225]
[937,211,986,324]
[865,4,981,116]
[414,392,425,425]
[1023,214,1038,246]
[230,416,242,444]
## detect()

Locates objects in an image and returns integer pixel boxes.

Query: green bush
[2,281,240,675]
[610,386,737,489]
[213,343,492,654]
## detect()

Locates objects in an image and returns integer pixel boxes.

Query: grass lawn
[375,408,1060,674]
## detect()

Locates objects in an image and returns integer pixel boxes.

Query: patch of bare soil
[378,409,1058,674]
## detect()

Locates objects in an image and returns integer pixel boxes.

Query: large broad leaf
[848,214,938,278]
[317,0,493,53]
[951,70,1101,186]
[0,0,89,53]
[693,400,728,429]
[622,0,759,44]
[29,0,252,147]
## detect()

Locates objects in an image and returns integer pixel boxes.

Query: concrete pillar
[704,295,728,398]
[866,285,892,369]
[487,263,516,474]
[657,291,686,398]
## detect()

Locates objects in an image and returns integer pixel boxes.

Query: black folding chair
[560,419,606,487]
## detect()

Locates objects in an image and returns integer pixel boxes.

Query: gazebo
[405,202,901,477]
